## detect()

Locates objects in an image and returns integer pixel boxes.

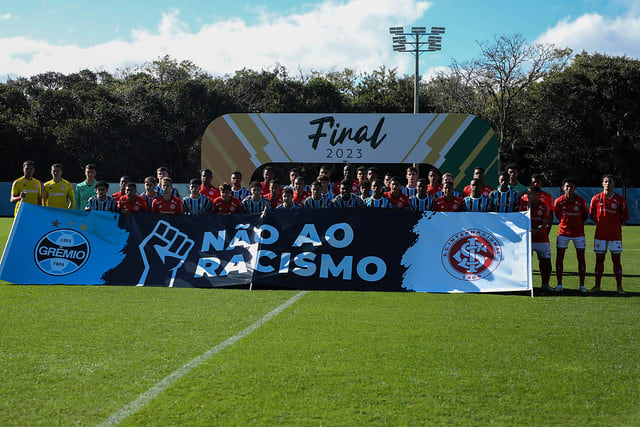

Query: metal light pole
[389,26,445,114]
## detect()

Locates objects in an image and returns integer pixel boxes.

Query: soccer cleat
[579,286,588,293]
[554,285,563,292]
[542,284,555,292]
[617,287,626,295]
[590,286,601,293]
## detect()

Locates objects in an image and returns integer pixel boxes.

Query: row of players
[11,162,629,293]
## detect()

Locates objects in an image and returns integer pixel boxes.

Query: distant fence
[1,182,639,224]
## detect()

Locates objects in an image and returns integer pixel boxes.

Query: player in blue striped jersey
[303,181,332,208]
[463,179,494,212]
[183,178,213,215]
[242,181,270,214]
[317,175,334,200]
[401,166,418,197]
[332,181,365,208]
[230,171,250,201]
[434,172,460,199]
[359,180,371,201]
[365,179,391,208]
[277,187,301,209]
[410,178,435,212]
[85,181,117,212]
[489,172,520,213]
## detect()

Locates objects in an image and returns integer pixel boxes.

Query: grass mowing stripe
[99,290,308,426]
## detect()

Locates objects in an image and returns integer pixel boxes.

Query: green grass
[0,218,639,425]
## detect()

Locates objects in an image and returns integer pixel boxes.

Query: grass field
[1,217,639,425]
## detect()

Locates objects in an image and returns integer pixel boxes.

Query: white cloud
[0,0,432,78]
[537,12,640,58]
[0,13,12,20]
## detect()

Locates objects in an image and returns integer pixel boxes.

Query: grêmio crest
[307,116,387,150]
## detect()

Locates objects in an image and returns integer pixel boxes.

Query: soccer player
[10,160,41,216]
[140,176,159,210]
[522,186,553,292]
[183,178,213,215]
[292,176,309,205]
[286,168,301,190]
[265,180,283,209]
[243,181,270,214]
[118,183,149,214]
[434,173,460,199]
[277,187,301,209]
[74,164,97,210]
[463,179,494,212]
[521,173,554,234]
[506,163,528,194]
[402,166,418,198]
[303,181,332,208]
[332,181,365,208]
[156,167,180,198]
[260,166,279,196]
[384,177,409,209]
[366,167,380,183]
[112,176,129,202]
[152,178,184,214]
[590,174,629,294]
[334,164,359,194]
[489,173,520,213]
[358,180,371,200]
[42,163,75,209]
[200,169,220,202]
[365,179,392,208]
[410,178,434,212]
[212,182,242,214]
[554,177,589,292]
[435,182,465,212]
[86,181,117,212]
[426,168,443,197]
[318,165,335,191]
[317,175,334,200]
[463,167,493,197]
[230,171,250,201]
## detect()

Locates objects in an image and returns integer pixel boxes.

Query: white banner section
[401,212,532,293]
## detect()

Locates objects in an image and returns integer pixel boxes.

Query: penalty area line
[99,290,308,426]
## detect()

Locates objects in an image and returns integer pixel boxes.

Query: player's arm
[580,198,589,222]
[37,182,42,205]
[621,199,629,224]
[589,196,598,223]
[176,198,184,215]
[74,185,81,209]
[533,214,549,237]
[553,199,562,222]
[10,181,22,204]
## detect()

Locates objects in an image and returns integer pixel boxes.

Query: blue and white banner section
[0,203,532,293]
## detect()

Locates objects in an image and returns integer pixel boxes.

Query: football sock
[555,248,565,286]
[576,249,586,287]
[612,253,623,288]
[540,258,552,287]
[594,254,605,287]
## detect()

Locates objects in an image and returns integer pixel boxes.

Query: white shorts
[532,242,551,259]
[593,239,623,254]
[557,235,586,250]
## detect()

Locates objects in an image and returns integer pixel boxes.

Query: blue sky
[1,0,639,80]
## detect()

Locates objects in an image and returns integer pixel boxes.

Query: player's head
[231,171,242,187]
[95,181,109,198]
[269,179,280,196]
[319,165,331,178]
[250,181,262,198]
[367,167,379,181]
[201,169,213,185]
[359,180,371,196]
[84,164,97,180]
[389,176,402,194]
[119,175,130,191]
[340,181,351,198]
[356,166,367,182]
[473,166,485,182]
[443,181,454,197]
[601,174,614,190]
[157,167,170,181]
[220,182,232,200]
[470,178,482,197]
[371,179,384,197]
[498,172,509,190]
[417,178,428,198]
[51,163,63,180]
[531,173,545,188]
[406,166,418,185]
[144,176,157,193]
[310,181,322,199]
[317,175,329,190]
[294,176,305,193]
[22,160,35,178]
[289,168,301,184]
[384,172,393,189]
[189,178,200,195]
[263,166,275,182]
[161,177,173,193]
[442,172,454,185]
[562,177,576,197]
[506,163,519,182]
[428,168,441,185]
[282,186,294,203]
[125,182,137,199]
[343,163,355,180]
[527,185,540,203]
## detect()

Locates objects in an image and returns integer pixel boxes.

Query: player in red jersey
[260,166,281,197]
[152,178,184,214]
[384,177,410,209]
[112,175,130,201]
[426,168,442,197]
[292,176,309,204]
[264,180,283,209]
[335,164,359,194]
[435,182,465,212]
[463,167,493,197]
[200,169,220,202]
[553,178,589,292]
[118,182,149,214]
[589,174,630,294]
[521,186,553,292]
[212,183,242,214]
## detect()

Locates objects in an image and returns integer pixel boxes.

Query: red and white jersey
[200,184,220,202]
[427,184,442,198]
[434,196,465,212]
[112,191,124,202]
[383,191,410,209]
[521,201,551,243]
[463,183,493,198]
[521,190,554,218]
[212,196,242,214]
[292,190,310,205]
[152,196,184,214]
[554,195,589,237]
[118,195,149,213]
[261,181,282,198]
[335,179,359,195]
[590,192,629,241]
[264,192,282,209]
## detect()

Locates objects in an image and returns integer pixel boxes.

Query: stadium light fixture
[388,25,446,114]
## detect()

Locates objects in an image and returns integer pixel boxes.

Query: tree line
[1,33,638,186]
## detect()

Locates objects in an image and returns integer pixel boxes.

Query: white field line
[99,290,308,426]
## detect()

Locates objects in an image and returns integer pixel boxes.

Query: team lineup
[10,161,629,293]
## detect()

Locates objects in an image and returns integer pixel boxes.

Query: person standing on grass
[521,186,554,292]
[10,160,41,216]
[589,174,629,294]
[74,164,97,210]
[42,163,75,209]
[553,178,589,293]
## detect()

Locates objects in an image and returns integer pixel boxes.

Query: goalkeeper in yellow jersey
[42,163,75,209]
[10,160,42,216]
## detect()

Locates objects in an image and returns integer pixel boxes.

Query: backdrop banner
[0,203,532,292]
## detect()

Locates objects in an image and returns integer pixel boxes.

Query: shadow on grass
[531,288,640,298]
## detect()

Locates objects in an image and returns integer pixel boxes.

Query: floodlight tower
[389,26,445,114]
